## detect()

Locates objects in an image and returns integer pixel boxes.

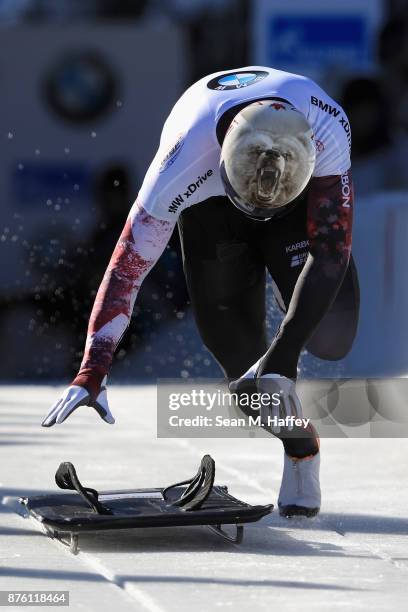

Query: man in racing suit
[43,67,359,517]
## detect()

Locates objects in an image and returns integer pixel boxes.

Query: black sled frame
[20,455,272,554]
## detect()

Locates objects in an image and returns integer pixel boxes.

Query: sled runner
[20,455,273,554]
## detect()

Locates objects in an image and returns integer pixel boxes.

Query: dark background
[0,0,406,382]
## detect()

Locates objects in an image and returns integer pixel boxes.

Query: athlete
[42,67,359,518]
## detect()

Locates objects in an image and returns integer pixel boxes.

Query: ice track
[1,385,407,611]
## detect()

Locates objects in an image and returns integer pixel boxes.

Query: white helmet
[220,100,316,220]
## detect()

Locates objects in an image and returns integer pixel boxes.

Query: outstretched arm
[71,200,175,399]
[42,87,221,426]
[259,170,354,379]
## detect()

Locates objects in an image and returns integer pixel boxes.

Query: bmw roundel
[207,70,268,91]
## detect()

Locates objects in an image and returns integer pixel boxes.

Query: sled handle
[162,454,215,511]
[55,462,112,515]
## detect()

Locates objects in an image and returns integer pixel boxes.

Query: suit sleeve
[259,169,354,379]
[71,116,220,398]
[72,199,175,399]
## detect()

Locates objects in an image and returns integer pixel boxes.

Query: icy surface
[0,385,407,611]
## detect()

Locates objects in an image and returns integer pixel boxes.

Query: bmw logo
[44,50,117,123]
[207,70,268,91]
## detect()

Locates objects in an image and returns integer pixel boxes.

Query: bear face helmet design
[220,100,316,220]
